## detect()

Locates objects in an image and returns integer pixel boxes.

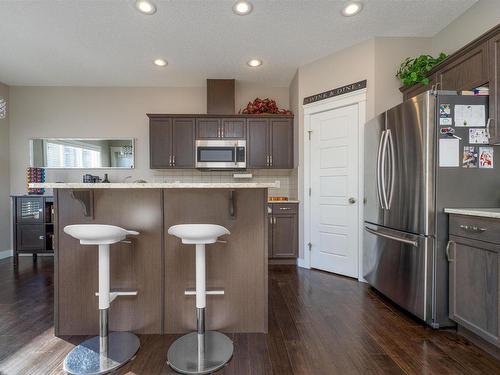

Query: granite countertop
[29,182,280,189]
[444,208,500,219]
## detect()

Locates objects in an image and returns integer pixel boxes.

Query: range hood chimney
[207,79,235,114]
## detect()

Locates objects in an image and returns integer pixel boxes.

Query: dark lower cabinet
[269,203,298,260]
[448,214,500,349]
[12,195,54,266]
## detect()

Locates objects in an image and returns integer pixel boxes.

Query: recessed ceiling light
[247,59,262,67]
[232,1,253,16]
[154,58,167,67]
[341,1,363,17]
[135,0,157,15]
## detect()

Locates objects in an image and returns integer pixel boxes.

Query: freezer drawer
[363,223,430,320]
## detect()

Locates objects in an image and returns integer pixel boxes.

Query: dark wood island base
[53,187,268,336]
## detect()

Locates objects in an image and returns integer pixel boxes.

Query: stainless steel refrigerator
[363,90,499,328]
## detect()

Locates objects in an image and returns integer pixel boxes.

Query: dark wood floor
[1,257,500,375]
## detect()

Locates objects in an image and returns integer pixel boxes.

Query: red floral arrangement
[239,98,292,115]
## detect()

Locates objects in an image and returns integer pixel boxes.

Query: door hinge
[307,242,312,251]
[308,130,312,140]
[308,187,311,196]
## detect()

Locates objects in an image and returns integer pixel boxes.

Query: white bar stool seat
[167,224,233,375]
[63,224,140,375]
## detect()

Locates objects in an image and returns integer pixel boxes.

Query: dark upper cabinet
[150,119,172,168]
[149,114,293,169]
[196,119,220,139]
[247,118,269,168]
[437,42,489,91]
[247,118,294,169]
[172,118,195,168]
[270,118,294,169]
[196,118,246,139]
[489,30,500,144]
[221,118,246,139]
[268,203,298,259]
[150,118,195,168]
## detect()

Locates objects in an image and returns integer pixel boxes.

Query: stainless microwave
[195,139,246,169]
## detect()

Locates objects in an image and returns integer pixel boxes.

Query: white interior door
[310,103,359,278]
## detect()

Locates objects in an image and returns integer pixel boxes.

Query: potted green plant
[396,53,447,86]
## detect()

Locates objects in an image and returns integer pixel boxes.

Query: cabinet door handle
[218,126,221,138]
[446,240,455,262]
[169,155,172,167]
[273,217,277,224]
[270,155,273,166]
[459,224,486,233]
[172,155,176,166]
[270,216,273,225]
[279,207,291,210]
[39,235,44,240]
[221,127,224,138]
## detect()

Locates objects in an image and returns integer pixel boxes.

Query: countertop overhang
[29,182,280,189]
[444,208,500,219]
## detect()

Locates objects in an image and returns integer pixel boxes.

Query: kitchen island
[30,182,277,336]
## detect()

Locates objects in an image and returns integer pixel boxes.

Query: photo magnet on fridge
[462,146,478,168]
[479,147,494,169]
[439,104,451,116]
[440,117,452,126]
[469,128,489,144]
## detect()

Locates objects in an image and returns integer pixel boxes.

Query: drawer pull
[279,207,292,210]
[459,224,487,233]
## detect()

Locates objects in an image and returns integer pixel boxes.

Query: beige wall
[0,82,10,255]
[432,0,500,55]
[374,37,432,115]
[293,37,429,259]
[9,84,289,194]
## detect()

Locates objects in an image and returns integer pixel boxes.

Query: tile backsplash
[153,169,298,199]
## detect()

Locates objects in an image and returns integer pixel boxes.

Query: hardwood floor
[1,257,500,374]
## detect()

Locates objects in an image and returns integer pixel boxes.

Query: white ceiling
[0,0,476,87]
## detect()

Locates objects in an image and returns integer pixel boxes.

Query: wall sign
[0,97,6,120]
[303,80,367,105]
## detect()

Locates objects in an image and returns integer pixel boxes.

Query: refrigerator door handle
[376,130,385,209]
[386,129,396,209]
[364,226,418,247]
[380,130,390,210]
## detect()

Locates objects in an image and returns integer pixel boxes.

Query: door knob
[348,197,356,204]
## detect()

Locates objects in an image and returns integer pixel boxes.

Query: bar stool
[63,224,140,375]
[167,224,234,374]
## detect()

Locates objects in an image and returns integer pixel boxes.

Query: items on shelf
[82,174,102,183]
[239,97,292,115]
[26,167,45,195]
[461,86,489,96]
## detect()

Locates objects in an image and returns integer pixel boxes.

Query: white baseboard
[0,250,13,260]
[297,257,310,269]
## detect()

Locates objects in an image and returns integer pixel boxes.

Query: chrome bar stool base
[63,331,140,375]
[167,331,233,375]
